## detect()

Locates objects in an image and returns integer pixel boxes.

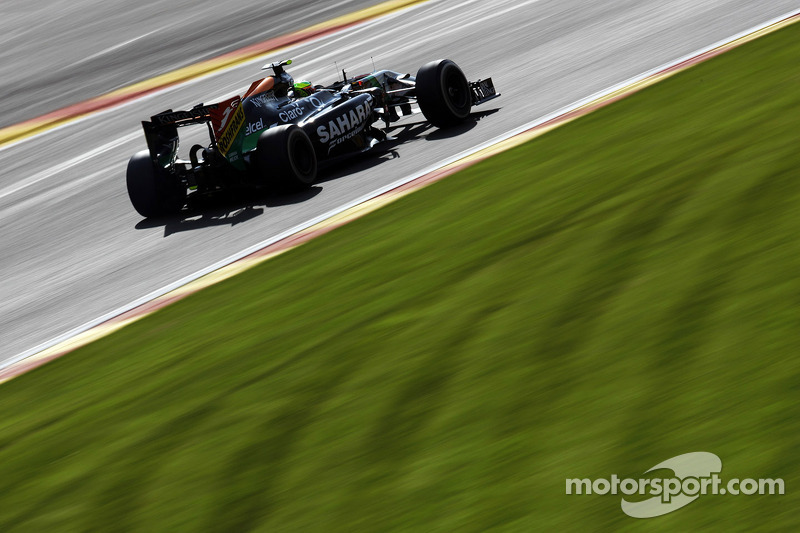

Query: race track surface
[1,0,797,365]
[0,0,387,127]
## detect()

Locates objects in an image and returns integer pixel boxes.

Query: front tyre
[257,124,317,192]
[416,59,472,128]
[126,150,186,217]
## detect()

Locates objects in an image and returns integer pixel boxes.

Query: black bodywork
[127,59,499,217]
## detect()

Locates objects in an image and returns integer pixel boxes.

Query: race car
[126,58,499,217]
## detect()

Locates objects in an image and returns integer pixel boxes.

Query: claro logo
[279,104,305,122]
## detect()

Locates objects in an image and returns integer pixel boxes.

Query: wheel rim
[444,68,469,111]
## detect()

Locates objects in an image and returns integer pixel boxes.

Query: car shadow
[316,110,500,184]
[315,150,401,184]
[133,107,500,234]
[135,186,323,236]
[313,119,430,184]
[426,108,501,140]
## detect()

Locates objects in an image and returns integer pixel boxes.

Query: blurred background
[0,1,798,530]
[0,0,385,127]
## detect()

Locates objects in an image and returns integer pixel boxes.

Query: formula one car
[126,58,499,217]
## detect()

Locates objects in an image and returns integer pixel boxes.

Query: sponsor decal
[245,117,264,136]
[153,104,218,125]
[210,97,245,156]
[218,105,244,155]
[279,104,305,123]
[211,97,239,137]
[250,92,278,108]
[316,100,372,150]
[219,106,234,130]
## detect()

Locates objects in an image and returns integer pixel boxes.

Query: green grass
[2,21,800,532]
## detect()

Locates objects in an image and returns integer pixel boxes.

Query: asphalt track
[0,0,387,128]
[1,0,797,366]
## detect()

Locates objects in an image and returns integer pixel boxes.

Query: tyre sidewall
[416,59,472,127]
[257,124,317,191]
[126,150,185,217]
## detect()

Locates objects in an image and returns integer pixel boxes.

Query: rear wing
[141,104,220,167]
[148,103,219,127]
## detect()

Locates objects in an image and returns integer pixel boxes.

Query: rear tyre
[126,150,186,217]
[416,59,472,128]
[257,125,317,192]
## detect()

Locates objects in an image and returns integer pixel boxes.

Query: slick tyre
[416,59,472,128]
[257,124,317,192]
[126,150,186,217]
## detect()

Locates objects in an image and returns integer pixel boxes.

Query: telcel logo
[245,117,264,136]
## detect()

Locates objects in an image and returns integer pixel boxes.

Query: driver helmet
[293,80,315,98]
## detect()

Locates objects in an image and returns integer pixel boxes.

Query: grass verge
[1,21,799,533]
